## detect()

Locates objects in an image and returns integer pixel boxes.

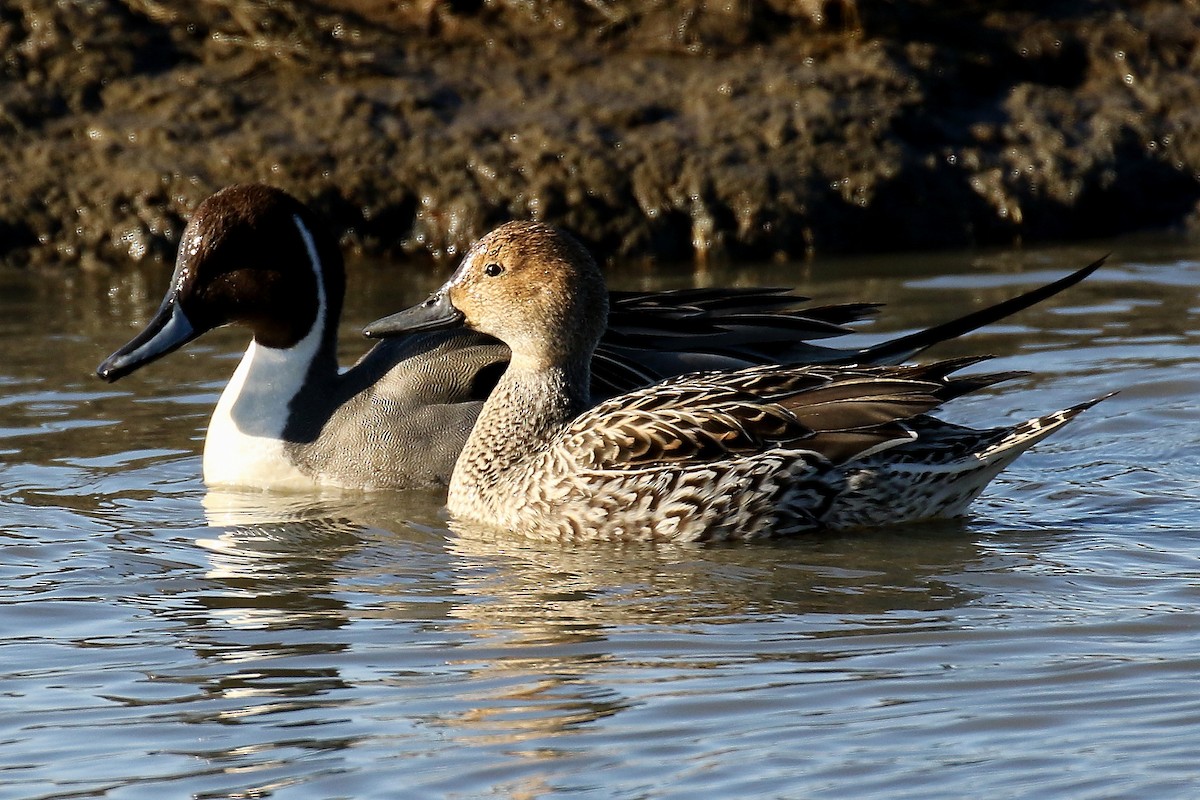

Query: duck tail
[978,393,1114,465]
[821,392,1112,530]
[855,256,1107,366]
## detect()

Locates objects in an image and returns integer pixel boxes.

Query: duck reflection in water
[192,489,1011,755]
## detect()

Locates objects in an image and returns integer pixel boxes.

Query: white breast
[203,339,319,490]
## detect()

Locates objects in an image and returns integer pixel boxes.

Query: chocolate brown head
[97,184,344,381]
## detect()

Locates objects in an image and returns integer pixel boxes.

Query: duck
[363,221,1103,541]
[97,184,1101,492]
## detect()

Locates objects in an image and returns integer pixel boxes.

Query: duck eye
[484,262,504,277]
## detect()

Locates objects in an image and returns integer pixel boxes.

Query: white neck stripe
[293,214,328,328]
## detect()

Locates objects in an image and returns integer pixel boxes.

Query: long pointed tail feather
[856,255,1108,366]
[979,392,1115,464]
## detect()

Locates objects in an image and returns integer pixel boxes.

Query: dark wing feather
[590,349,664,397]
[598,288,881,393]
[797,302,883,326]
[778,378,948,431]
[802,426,918,463]
[596,259,1103,388]
[608,287,811,314]
[566,363,962,471]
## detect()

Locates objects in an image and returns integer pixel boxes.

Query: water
[3,238,1200,799]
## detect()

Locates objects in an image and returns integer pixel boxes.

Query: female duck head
[97,184,344,381]
[368,221,610,368]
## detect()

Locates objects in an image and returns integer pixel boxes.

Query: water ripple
[3,245,1200,798]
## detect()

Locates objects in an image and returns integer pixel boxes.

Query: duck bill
[363,290,464,338]
[96,299,200,382]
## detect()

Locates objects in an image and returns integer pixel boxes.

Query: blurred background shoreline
[2,0,1199,271]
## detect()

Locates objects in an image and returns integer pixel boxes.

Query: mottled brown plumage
[368,222,1103,541]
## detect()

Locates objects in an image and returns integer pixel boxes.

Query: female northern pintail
[97,184,1099,492]
[365,221,1103,541]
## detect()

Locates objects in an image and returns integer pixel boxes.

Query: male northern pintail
[97,184,1099,492]
[365,221,1104,541]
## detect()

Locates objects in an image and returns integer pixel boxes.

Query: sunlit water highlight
[2,238,1199,798]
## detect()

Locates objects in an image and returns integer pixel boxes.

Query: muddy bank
[1,0,1199,270]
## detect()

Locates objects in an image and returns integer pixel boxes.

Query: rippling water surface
[3,239,1199,798]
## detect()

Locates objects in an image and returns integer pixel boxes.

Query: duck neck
[203,267,340,489]
[450,351,591,505]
